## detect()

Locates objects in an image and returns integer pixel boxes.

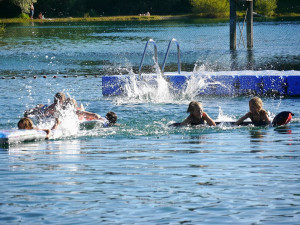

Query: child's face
[192,105,203,118]
[249,102,260,113]
[18,122,25,129]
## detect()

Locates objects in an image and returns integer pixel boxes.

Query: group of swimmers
[18,92,118,138]
[180,96,271,127]
[17,94,273,138]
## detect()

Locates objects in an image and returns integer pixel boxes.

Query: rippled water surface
[0,19,300,224]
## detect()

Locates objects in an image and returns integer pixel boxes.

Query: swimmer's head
[18,117,34,130]
[249,97,263,113]
[63,98,78,109]
[187,101,203,113]
[106,111,117,124]
[54,92,66,105]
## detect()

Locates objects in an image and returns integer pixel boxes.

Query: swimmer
[18,117,60,139]
[105,111,119,126]
[235,97,271,126]
[25,92,66,119]
[44,92,66,117]
[180,101,216,126]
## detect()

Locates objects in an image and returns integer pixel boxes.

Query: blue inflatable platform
[102,39,300,97]
[102,71,300,97]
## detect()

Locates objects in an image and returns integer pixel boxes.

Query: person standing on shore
[30,3,34,19]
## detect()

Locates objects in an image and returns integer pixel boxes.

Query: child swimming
[24,92,66,119]
[235,97,271,126]
[180,101,216,126]
[18,117,60,139]
[105,111,119,126]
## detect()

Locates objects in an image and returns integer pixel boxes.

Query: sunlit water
[0,19,300,224]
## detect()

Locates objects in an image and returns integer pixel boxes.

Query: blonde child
[235,97,271,126]
[180,101,216,126]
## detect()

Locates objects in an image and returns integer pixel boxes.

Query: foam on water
[111,65,231,104]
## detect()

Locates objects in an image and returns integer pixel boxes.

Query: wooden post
[230,0,237,50]
[246,0,253,49]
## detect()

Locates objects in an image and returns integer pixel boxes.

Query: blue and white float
[0,129,48,145]
[102,39,300,97]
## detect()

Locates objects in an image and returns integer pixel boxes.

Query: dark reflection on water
[249,130,266,142]
[1,19,299,77]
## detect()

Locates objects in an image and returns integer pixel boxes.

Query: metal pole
[138,39,158,76]
[246,0,253,49]
[230,0,237,50]
[161,38,181,75]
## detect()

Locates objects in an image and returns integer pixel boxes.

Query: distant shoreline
[1,13,299,24]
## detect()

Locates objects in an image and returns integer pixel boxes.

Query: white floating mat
[0,129,47,144]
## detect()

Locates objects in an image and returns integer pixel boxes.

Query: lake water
[0,19,300,224]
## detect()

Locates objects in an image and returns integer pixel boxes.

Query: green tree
[255,0,277,16]
[10,0,37,13]
[190,0,229,17]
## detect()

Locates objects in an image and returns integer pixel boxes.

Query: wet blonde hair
[18,117,34,129]
[249,97,263,111]
[187,101,203,113]
[63,98,78,109]
[54,92,66,104]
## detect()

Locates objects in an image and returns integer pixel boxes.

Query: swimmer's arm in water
[76,110,102,120]
[179,115,192,126]
[51,118,61,130]
[235,112,251,125]
[203,112,216,126]
[35,128,51,139]
[35,118,60,139]
[261,110,272,125]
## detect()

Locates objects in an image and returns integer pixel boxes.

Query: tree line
[0,0,299,18]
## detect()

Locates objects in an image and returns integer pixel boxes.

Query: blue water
[0,19,300,224]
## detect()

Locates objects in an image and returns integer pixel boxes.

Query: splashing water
[116,65,173,103]
[112,61,239,104]
[216,106,235,122]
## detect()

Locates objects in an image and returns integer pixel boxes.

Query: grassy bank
[0,14,190,24]
[0,13,299,24]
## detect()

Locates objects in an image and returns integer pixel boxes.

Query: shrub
[18,13,30,19]
[255,0,277,16]
[190,0,229,17]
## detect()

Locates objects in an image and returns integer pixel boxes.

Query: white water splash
[118,72,173,103]
[216,106,235,121]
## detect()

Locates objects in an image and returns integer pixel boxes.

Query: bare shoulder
[260,109,268,116]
